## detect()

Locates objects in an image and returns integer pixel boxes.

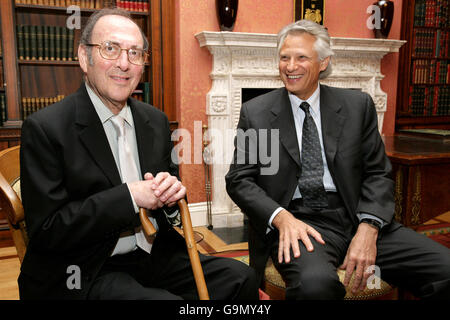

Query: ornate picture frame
[294,0,325,25]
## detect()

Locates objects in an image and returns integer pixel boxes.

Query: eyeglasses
[85,41,148,66]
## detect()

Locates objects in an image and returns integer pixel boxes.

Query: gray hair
[80,8,149,64]
[277,20,334,79]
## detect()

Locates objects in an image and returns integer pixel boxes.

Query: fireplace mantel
[195,31,405,228]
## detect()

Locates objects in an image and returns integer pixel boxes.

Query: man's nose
[116,49,130,69]
[286,58,298,72]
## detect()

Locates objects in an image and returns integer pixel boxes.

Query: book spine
[67,29,74,61]
[36,25,44,60]
[49,26,56,61]
[30,25,37,60]
[17,25,25,60]
[61,26,67,61]
[0,93,6,126]
[43,25,49,61]
[55,26,61,60]
[24,25,30,60]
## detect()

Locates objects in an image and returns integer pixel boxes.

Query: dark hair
[80,8,149,63]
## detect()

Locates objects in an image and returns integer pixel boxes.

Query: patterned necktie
[298,101,328,208]
[111,115,155,253]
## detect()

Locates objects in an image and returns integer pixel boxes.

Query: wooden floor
[0,226,247,300]
[0,246,20,300]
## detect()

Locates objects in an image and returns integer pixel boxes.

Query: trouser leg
[148,229,258,300]
[271,207,352,300]
[90,228,258,300]
[376,222,450,299]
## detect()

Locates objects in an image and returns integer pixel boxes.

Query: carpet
[415,222,450,248]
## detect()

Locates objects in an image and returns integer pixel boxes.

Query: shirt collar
[288,85,320,116]
[85,83,133,127]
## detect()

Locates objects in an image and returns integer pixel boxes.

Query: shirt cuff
[357,213,386,229]
[126,183,140,214]
[266,207,284,234]
[164,208,179,218]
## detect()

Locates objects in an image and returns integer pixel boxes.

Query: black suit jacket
[19,83,180,299]
[225,85,395,284]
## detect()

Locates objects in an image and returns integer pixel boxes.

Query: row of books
[410,86,450,116]
[15,0,102,7]
[16,25,76,62]
[22,95,65,119]
[413,29,449,58]
[15,0,149,12]
[116,0,149,12]
[0,93,7,127]
[412,59,450,84]
[414,0,449,28]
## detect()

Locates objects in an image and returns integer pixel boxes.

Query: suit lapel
[129,100,155,176]
[75,84,122,186]
[319,84,346,172]
[270,88,301,168]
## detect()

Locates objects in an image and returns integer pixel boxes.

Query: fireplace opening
[242,88,277,104]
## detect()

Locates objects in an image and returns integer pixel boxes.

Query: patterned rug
[415,222,450,248]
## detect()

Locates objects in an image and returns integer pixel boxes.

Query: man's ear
[78,44,89,73]
[319,56,330,72]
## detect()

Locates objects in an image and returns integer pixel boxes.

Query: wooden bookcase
[0,0,176,235]
[0,0,176,149]
[396,0,449,130]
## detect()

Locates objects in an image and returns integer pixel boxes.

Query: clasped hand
[128,172,186,210]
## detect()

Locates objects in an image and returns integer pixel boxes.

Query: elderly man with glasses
[18,8,258,300]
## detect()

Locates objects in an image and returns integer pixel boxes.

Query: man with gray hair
[19,8,258,300]
[226,20,450,299]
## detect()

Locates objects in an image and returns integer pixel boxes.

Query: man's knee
[286,271,346,300]
[203,257,259,300]
[420,250,450,299]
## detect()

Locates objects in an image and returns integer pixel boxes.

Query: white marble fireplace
[195,31,405,228]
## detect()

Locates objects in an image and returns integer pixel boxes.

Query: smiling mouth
[110,75,130,82]
[286,74,303,79]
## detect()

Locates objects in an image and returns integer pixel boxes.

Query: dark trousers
[88,229,259,300]
[271,194,450,300]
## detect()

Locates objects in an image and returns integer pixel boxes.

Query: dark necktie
[298,101,328,208]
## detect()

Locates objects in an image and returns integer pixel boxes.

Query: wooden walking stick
[139,199,210,300]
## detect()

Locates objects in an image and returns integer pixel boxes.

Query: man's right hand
[272,209,325,264]
[127,174,164,210]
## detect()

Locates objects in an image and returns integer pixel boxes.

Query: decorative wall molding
[195,31,405,228]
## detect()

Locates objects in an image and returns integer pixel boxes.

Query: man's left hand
[145,172,186,207]
[339,223,378,293]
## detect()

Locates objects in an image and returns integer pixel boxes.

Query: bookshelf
[396,0,450,130]
[0,0,177,149]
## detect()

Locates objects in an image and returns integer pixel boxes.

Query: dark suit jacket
[225,85,395,284]
[19,83,180,299]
